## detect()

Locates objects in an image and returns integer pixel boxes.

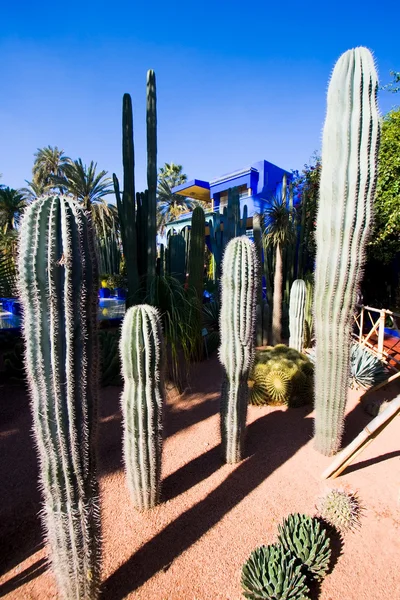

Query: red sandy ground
[1,356,400,600]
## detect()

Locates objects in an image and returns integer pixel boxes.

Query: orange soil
[1,356,400,599]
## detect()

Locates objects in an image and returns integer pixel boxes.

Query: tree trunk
[272,243,282,345]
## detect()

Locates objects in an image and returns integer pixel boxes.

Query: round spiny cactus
[265,370,292,405]
[317,488,364,533]
[249,366,270,406]
[241,544,310,600]
[277,513,331,582]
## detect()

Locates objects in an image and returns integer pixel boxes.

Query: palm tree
[157,163,201,232]
[157,178,199,232]
[264,195,295,345]
[51,159,113,210]
[159,162,187,188]
[0,187,29,234]
[32,146,70,191]
[21,179,51,201]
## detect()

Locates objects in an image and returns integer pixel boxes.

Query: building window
[218,184,250,212]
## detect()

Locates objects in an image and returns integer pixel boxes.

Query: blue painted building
[165,159,293,236]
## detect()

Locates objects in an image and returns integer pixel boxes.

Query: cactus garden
[1,38,400,600]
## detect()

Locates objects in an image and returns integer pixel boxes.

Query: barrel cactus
[18,195,101,599]
[313,47,380,455]
[317,488,364,533]
[289,279,306,352]
[219,236,258,463]
[277,514,331,582]
[249,346,313,408]
[120,304,165,510]
[241,544,310,600]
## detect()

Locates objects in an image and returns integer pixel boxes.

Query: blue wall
[211,160,292,216]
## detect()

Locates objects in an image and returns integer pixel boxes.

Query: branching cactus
[18,195,101,599]
[314,47,380,455]
[120,304,165,510]
[289,279,306,352]
[219,236,258,463]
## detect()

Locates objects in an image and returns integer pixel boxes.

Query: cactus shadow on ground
[102,403,315,599]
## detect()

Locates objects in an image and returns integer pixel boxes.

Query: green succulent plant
[277,514,331,582]
[249,346,313,407]
[265,370,292,405]
[350,343,387,390]
[241,544,310,600]
[317,488,364,533]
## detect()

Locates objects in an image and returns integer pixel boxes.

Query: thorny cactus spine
[313,47,380,455]
[219,236,258,464]
[18,195,101,600]
[289,279,306,352]
[120,304,165,510]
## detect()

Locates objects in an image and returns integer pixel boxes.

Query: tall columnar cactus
[18,196,101,599]
[113,69,157,306]
[167,234,186,284]
[114,93,139,307]
[208,187,248,276]
[146,70,157,289]
[289,279,306,352]
[219,236,258,463]
[120,304,165,510]
[314,47,380,455]
[188,206,205,301]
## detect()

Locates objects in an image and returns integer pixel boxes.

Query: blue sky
[1,0,399,194]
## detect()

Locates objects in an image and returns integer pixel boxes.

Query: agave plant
[277,513,331,582]
[241,544,310,600]
[350,343,387,389]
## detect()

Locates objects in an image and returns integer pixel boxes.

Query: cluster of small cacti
[317,488,364,534]
[313,47,380,456]
[219,236,258,463]
[242,513,331,599]
[249,345,313,408]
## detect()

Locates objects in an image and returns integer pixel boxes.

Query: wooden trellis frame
[322,305,400,479]
[352,304,400,392]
